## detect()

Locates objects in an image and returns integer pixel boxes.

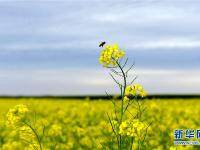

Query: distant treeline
[0,94,200,100]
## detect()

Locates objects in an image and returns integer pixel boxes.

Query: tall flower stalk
[99,43,150,150]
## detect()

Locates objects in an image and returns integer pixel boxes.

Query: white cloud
[1,1,200,52]
[127,39,200,49]
[1,38,200,52]
[0,68,199,95]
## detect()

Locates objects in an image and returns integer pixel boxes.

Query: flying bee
[99,41,106,47]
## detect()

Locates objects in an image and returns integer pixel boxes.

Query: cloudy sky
[0,0,199,95]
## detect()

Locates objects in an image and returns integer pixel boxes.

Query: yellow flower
[2,141,21,150]
[169,147,177,150]
[134,84,143,91]
[119,119,147,139]
[76,127,85,137]
[6,104,29,127]
[48,124,62,137]
[140,90,147,98]
[119,121,129,135]
[124,96,129,102]
[19,126,35,141]
[125,84,147,98]
[57,110,65,119]
[99,43,125,67]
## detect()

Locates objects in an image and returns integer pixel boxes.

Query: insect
[99,41,106,47]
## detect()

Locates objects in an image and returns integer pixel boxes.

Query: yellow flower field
[0,98,199,150]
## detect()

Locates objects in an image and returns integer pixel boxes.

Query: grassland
[0,98,200,150]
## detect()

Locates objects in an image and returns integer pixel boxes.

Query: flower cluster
[19,126,35,141]
[48,124,62,137]
[1,141,21,150]
[124,84,147,101]
[99,44,125,67]
[119,119,147,138]
[6,104,29,127]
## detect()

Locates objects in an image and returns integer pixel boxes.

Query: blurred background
[0,0,199,96]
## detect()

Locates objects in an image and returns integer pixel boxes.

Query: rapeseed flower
[6,104,29,127]
[48,124,62,137]
[125,84,147,100]
[57,110,65,119]
[119,121,129,136]
[119,119,147,138]
[75,127,85,137]
[99,44,125,67]
[169,147,177,150]
[19,126,35,141]
[124,96,129,102]
[2,141,21,150]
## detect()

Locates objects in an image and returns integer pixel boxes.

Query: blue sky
[0,0,199,95]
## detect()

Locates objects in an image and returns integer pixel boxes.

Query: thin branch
[129,76,137,85]
[136,99,142,120]
[20,138,38,150]
[111,68,121,74]
[40,125,46,142]
[122,58,128,69]
[141,121,153,144]
[105,91,119,122]
[105,91,112,98]
[125,62,135,75]
[124,101,131,114]
[107,113,120,146]
[109,73,123,87]
[111,69,123,77]
[126,109,135,118]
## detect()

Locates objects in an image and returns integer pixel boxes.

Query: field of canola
[0,98,200,150]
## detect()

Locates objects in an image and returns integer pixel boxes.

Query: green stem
[116,60,127,123]
[136,99,142,121]
[130,137,134,150]
[138,140,141,150]
[115,60,127,150]
[23,121,43,150]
